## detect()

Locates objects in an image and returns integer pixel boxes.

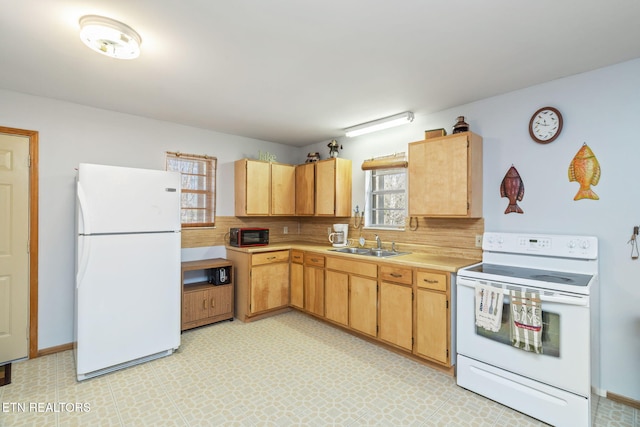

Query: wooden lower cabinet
[414,270,450,365]
[349,276,377,337]
[226,249,290,322]
[313,255,454,372]
[304,253,325,316]
[324,270,348,326]
[290,250,304,309]
[181,258,234,331]
[379,281,413,351]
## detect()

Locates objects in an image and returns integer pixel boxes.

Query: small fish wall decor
[500,165,525,214]
[568,143,601,200]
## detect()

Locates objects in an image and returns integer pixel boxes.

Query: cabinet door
[271,163,295,215]
[408,133,481,217]
[379,282,413,351]
[250,263,290,313]
[325,270,349,326]
[315,159,336,216]
[295,163,315,215]
[349,276,377,337]
[183,289,209,324]
[290,262,304,309]
[415,288,448,364]
[304,265,325,316]
[208,285,233,318]
[235,159,271,216]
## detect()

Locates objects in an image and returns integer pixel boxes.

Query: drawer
[291,250,304,264]
[252,250,290,266]
[380,265,413,285]
[416,270,448,291]
[304,253,325,267]
[326,257,377,278]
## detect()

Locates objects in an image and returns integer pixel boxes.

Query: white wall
[304,59,640,400]
[1,57,638,400]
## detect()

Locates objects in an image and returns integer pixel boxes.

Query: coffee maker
[329,223,349,247]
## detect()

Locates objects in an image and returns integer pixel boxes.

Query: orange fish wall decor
[568,143,601,200]
[500,165,525,214]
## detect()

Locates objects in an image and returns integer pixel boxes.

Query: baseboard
[37,342,73,357]
[606,391,640,410]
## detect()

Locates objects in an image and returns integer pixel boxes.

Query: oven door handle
[457,277,589,307]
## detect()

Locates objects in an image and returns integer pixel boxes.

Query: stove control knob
[580,240,590,249]
[568,240,576,249]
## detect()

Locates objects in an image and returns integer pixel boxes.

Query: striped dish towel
[510,290,543,354]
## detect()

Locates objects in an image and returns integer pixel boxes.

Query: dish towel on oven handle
[510,289,543,354]
[474,283,504,332]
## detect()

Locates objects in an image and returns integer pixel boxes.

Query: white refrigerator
[75,163,182,381]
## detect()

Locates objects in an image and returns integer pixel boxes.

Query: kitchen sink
[329,247,411,258]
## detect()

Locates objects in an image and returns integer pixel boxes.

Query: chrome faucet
[375,234,382,250]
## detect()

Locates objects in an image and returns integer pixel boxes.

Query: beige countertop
[225,241,480,273]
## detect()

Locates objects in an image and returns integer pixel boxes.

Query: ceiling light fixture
[344,112,414,137]
[79,15,141,59]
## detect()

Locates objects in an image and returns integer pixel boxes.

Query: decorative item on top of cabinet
[408,131,482,218]
[181,258,234,331]
[452,116,469,134]
[225,249,290,322]
[234,159,295,216]
[327,139,342,158]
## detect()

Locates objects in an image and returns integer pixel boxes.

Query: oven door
[456,276,591,397]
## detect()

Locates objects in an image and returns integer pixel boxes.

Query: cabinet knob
[211,298,215,308]
[202,299,207,309]
[390,273,403,278]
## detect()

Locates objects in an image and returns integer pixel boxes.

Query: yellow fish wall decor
[568,143,601,200]
[500,165,525,214]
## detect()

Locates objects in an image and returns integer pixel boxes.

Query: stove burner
[530,274,575,284]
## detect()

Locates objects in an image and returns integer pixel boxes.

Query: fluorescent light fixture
[345,112,414,137]
[79,15,141,59]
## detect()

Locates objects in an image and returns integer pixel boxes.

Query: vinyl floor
[1,311,637,426]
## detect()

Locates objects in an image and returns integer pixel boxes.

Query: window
[165,152,216,227]
[364,166,407,229]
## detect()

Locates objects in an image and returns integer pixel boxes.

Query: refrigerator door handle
[76,236,91,289]
[76,184,91,288]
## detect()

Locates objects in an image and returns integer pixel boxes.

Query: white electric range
[456,232,599,427]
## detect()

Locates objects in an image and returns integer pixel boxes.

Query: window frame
[364,166,407,230]
[165,152,217,227]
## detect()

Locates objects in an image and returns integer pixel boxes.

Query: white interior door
[0,132,30,364]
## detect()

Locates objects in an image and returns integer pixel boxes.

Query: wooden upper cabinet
[235,159,270,216]
[235,159,295,216]
[295,163,315,215]
[271,163,295,215]
[408,132,482,218]
[315,158,352,217]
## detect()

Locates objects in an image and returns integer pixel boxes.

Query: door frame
[0,126,39,359]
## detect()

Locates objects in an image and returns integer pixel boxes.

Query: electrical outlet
[283,226,288,234]
[475,234,483,247]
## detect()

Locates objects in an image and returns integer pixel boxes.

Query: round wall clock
[529,106,563,144]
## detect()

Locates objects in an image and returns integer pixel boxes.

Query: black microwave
[229,228,269,247]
